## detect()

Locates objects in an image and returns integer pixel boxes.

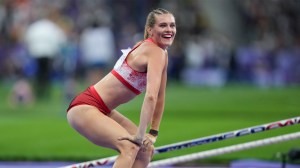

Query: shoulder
[139,41,166,60]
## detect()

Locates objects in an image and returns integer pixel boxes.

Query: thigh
[109,109,138,135]
[67,105,131,150]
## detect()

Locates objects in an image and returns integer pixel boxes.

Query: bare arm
[150,53,167,132]
[136,47,166,140]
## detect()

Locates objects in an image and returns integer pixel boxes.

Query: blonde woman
[67,8,176,168]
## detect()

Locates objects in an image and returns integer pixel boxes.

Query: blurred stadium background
[0,0,300,167]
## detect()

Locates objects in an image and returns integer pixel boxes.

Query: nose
[166,25,173,32]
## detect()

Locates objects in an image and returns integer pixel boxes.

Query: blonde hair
[144,8,173,39]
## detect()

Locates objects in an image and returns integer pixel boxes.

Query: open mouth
[162,34,173,39]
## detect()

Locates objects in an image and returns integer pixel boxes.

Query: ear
[147,27,153,37]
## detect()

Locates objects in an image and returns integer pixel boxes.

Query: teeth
[163,34,172,38]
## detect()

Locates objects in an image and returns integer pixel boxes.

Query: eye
[159,23,167,28]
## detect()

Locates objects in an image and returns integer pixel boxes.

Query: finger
[143,141,152,151]
[127,139,142,147]
[144,139,153,145]
[118,137,130,141]
[143,140,151,146]
[118,137,141,146]
[131,140,142,147]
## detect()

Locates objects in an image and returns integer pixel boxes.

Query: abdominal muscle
[93,73,138,111]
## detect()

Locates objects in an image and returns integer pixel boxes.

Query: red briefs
[67,86,111,115]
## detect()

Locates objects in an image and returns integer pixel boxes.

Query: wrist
[149,129,158,137]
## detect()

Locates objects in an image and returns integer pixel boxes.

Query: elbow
[145,93,158,104]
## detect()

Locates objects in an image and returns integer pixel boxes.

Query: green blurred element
[0,82,299,164]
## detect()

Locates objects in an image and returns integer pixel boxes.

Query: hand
[118,135,143,147]
[142,133,157,151]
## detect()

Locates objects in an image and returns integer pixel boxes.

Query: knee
[137,145,155,161]
[118,140,140,159]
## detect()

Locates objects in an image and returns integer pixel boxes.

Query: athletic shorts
[67,86,111,115]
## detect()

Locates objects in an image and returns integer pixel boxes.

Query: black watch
[149,129,158,136]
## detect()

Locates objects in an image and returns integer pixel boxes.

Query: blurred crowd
[0,0,300,103]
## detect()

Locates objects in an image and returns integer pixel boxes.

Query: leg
[132,145,154,168]
[67,105,140,168]
[108,109,138,134]
[109,110,154,167]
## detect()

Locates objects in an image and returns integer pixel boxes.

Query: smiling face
[147,14,176,49]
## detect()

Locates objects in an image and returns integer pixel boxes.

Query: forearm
[137,94,157,139]
[151,73,166,132]
[150,98,164,131]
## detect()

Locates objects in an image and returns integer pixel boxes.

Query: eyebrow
[158,22,176,25]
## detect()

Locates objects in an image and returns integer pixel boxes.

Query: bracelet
[149,129,158,136]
